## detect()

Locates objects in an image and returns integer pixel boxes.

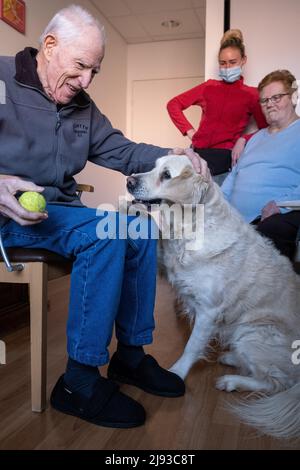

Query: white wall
[0,0,127,206]
[205,0,224,80]
[231,0,300,88]
[127,38,205,149]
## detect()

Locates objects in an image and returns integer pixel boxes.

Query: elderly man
[0,5,204,428]
[222,69,300,261]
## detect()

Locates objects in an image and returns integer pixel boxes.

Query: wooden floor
[0,276,298,450]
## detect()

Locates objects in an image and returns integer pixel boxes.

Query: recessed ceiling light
[161,20,181,29]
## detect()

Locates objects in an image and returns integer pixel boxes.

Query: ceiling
[91,0,206,44]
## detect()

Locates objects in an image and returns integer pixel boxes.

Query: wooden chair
[0,184,94,412]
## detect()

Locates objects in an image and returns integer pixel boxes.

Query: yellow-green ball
[19,192,47,212]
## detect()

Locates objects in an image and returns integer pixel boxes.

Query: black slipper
[50,374,145,428]
[107,353,185,397]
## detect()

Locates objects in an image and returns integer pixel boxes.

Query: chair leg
[29,262,48,412]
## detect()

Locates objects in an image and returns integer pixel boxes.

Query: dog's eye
[160,169,171,181]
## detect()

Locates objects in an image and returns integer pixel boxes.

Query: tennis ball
[19,191,47,212]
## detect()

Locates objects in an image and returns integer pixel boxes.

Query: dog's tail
[229,382,300,439]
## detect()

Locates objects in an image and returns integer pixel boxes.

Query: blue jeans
[1,205,157,366]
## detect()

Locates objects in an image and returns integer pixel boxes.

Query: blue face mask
[219,66,242,83]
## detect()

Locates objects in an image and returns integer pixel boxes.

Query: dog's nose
[127,176,138,192]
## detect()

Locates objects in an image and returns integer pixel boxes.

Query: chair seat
[0,247,73,265]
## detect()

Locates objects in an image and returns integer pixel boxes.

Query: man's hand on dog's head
[170,147,212,182]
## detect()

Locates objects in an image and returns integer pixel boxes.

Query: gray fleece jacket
[0,48,169,205]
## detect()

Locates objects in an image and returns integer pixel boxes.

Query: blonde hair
[219,29,245,58]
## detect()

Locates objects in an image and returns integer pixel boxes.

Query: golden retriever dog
[127,154,300,439]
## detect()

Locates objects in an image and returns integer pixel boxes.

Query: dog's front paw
[215,375,238,392]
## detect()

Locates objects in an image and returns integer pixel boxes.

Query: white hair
[39,4,106,47]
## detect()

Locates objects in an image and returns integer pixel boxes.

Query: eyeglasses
[259,93,290,106]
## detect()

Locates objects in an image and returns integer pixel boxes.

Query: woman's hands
[231,137,246,166]
[261,200,281,221]
[187,128,196,141]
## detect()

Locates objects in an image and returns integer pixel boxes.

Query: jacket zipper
[55,112,61,133]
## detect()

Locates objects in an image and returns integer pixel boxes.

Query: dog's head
[127,155,210,205]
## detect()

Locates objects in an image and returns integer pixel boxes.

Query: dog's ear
[179,166,194,179]
[176,167,210,203]
[180,166,211,185]
[192,174,210,204]
[194,172,211,185]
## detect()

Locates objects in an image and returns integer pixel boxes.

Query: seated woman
[222,69,300,261]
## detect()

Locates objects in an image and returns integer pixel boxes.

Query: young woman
[167,29,267,181]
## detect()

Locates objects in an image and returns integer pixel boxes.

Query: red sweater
[167,78,267,149]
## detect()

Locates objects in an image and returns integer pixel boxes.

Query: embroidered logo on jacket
[73,123,89,137]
